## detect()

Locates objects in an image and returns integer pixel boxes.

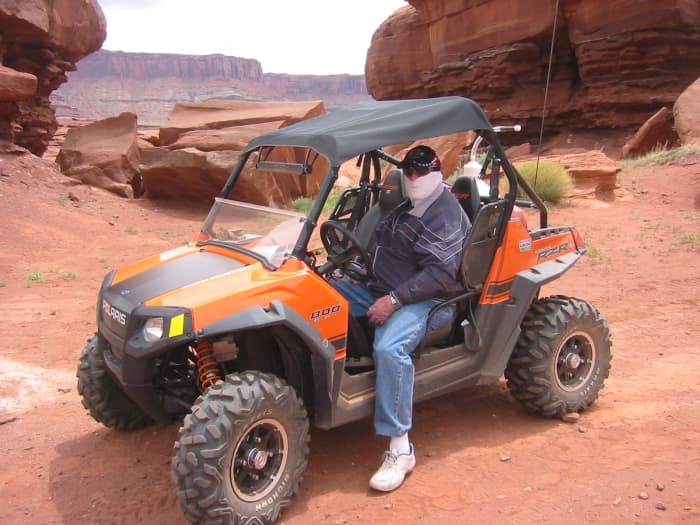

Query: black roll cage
[215,127,548,265]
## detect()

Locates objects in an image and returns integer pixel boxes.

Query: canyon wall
[365,0,700,141]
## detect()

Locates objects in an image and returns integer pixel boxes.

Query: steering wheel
[319,220,372,281]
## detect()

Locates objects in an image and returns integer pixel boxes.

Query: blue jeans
[331,278,454,437]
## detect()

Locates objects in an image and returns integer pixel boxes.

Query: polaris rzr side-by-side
[77,97,611,525]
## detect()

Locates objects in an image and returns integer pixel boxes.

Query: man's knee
[373,341,393,360]
[373,338,417,362]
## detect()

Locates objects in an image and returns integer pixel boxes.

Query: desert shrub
[291,196,313,214]
[514,160,573,204]
[292,188,343,214]
[26,268,45,287]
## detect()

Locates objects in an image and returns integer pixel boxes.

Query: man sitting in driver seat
[332,145,471,491]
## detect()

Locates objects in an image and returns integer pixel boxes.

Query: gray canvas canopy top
[243,96,494,167]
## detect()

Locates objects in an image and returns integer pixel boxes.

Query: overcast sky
[98,0,406,75]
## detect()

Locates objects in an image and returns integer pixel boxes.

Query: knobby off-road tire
[172,371,310,525]
[76,334,154,430]
[505,296,612,417]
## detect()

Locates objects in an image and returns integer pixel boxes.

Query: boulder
[673,77,700,145]
[139,147,238,201]
[540,151,620,197]
[621,107,679,158]
[140,145,330,207]
[366,0,700,140]
[140,100,329,206]
[56,112,140,198]
[167,122,287,152]
[158,100,325,145]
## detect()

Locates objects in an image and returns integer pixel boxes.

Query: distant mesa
[52,50,371,126]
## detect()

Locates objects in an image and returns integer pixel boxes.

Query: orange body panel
[481,219,581,304]
[112,244,263,286]
[138,248,350,359]
[112,244,198,285]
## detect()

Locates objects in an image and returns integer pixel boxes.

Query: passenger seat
[355,169,406,255]
[450,175,481,223]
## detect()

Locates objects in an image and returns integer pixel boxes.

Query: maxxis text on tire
[172,371,310,525]
[76,333,154,430]
[505,295,612,417]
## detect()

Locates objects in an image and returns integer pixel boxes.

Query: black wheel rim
[554,331,596,392]
[229,418,288,502]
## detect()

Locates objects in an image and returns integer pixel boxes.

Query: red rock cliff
[366,0,700,139]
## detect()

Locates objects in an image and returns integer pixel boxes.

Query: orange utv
[77,97,612,525]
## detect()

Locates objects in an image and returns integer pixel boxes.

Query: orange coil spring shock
[195,341,222,390]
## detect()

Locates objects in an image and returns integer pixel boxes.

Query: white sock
[390,433,411,455]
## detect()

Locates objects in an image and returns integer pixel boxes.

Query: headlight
[143,317,164,342]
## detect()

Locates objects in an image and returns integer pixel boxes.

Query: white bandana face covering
[404,171,443,206]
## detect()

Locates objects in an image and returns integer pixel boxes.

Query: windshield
[200,197,306,268]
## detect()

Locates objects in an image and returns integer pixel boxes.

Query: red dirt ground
[0,150,699,524]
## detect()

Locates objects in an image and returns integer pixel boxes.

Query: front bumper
[98,277,195,423]
[100,314,194,424]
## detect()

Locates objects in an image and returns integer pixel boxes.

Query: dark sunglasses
[402,166,428,177]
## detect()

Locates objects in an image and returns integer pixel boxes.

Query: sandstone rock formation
[0,0,106,155]
[138,147,239,202]
[557,151,620,197]
[674,76,700,145]
[49,94,477,203]
[366,1,700,143]
[0,66,37,142]
[531,151,620,198]
[52,50,371,126]
[158,100,324,146]
[139,100,328,206]
[0,65,37,101]
[621,107,679,159]
[56,112,140,198]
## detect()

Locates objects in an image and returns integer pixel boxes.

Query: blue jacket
[369,187,470,305]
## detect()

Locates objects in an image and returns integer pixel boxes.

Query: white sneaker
[369,445,416,492]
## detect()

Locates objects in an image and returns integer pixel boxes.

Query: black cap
[397,145,441,172]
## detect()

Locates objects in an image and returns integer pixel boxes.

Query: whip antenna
[535,0,561,188]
